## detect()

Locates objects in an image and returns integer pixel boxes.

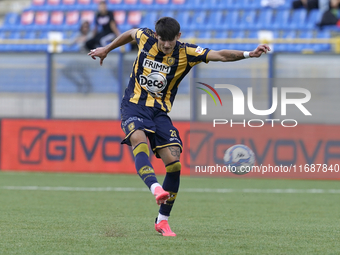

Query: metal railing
[0,37,339,52]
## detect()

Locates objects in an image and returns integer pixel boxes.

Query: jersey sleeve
[135,27,155,49]
[185,43,211,67]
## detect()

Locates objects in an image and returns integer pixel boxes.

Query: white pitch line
[1,186,340,194]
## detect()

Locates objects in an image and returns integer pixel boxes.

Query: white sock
[150,183,162,195]
[157,213,169,224]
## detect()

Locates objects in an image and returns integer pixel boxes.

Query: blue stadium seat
[200,0,222,11]
[288,9,307,29]
[238,10,257,30]
[176,0,202,10]
[306,9,319,29]
[176,11,191,30]
[139,11,159,28]
[75,0,96,11]
[230,30,246,51]
[180,30,195,41]
[256,9,273,30]
[232,0,246,9]
[120,0,140,11]
[159,10,176,19]
[35,31,49,52]
[282,30,298,52]
[139,0,155,10]
[221,10,240,30]
[272,9,290,30]
[314,30,331,52]
[153,0,171,10]
[3,13,20,30]
[59,0,77,11]
[243,30,258,51]
[206,11,224,30]
[30,0,47,10]
[188,10,207,30]
[296,30,313,51]
[218,0,237,10]
[243,0,262,10]
[197,30,212,48]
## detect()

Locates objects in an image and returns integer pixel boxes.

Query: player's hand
[88,47,108,66]
[250,44,271,58]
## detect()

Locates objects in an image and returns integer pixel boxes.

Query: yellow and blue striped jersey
[123,27,211,112]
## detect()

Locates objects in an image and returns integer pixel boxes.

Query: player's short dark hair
[155,17,180,41]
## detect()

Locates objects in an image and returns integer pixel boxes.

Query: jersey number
[170,130,177,137]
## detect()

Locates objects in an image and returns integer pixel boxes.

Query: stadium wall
[0,119,340,179]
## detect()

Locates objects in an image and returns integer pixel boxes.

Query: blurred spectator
[292,0,319,10]
[71,20,92,52]
[318,0,340,26]
[85,0,120,50]
[62,21,93,94]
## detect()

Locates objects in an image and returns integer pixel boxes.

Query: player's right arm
[88,28,138,65]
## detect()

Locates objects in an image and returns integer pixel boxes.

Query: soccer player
[88,17,270,236]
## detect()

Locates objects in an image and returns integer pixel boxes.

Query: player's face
[156,33,181,55]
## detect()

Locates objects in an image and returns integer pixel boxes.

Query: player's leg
[149,111,182,236]
[157,146,181,220]
[129,130,170,205]
[153,146,181,237]
[120,100,170,204]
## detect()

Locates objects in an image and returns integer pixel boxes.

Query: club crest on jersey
[140,72,167,99]
[195,46,204,54]
[143,59,171,74]
[167,57,175,66]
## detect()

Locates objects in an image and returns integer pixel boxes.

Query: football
[223,144,255,175]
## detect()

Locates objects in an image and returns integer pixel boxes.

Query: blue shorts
[120,100,183,158]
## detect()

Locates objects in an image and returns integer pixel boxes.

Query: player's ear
[176,33,181,40]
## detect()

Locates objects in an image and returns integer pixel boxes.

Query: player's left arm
[88,28,138,65]
[206,44,271,62]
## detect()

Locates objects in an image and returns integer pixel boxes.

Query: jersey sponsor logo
[195,46,204,54]
[140,72,167,98]
[139,73,167,98]
[141,49,155,58]
[143,59,171,74]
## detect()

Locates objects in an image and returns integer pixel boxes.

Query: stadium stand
[0,0,339,52]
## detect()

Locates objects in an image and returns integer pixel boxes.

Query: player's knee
[130,130,147,148]
[133,142,150,157]
[165,161,181,173]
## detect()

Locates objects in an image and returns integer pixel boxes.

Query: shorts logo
[143,59,170,74]
[138,166,155,176]
[167,57,175,66]
[140,73,167,98]
[128,122,135,131]
[195,46,204,54]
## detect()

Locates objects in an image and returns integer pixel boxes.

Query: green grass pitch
[0,171,339,255]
